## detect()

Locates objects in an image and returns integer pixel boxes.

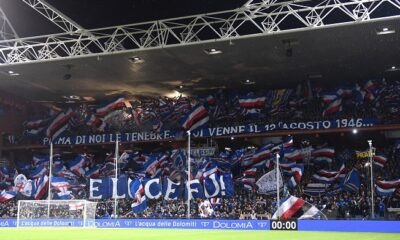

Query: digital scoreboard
[270,220,298,230]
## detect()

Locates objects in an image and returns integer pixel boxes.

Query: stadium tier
[1,0,400,238]
[1,128,400,221]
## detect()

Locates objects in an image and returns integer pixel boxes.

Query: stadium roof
[0,0,399,103]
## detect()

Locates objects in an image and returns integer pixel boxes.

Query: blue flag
[130,178,147,213]
[342,169,360,192]
[204,173,234,198]
[184,179,204,201]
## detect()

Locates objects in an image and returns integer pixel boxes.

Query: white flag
[256,169,283,195]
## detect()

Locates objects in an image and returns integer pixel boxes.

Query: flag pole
[276,152,280,220]
[187,130,191,219]
[47,139,53,218]
[114,137,119,218]
[368,140,375,219]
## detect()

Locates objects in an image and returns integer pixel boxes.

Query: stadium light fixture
[204,48,222,55]
[242,79,255,85]
[386,65,399,72]
[376,27,395,35]
[8,70,20,76]
[129,56,144,63]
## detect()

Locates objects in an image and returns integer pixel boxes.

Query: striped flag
[238,96,266,108]
[0,190,16,203]
[96,97,126,117]
[131,178,147,213]
[322,98,342,116]
[180,104,209,131]
[303,183,328,196]
[373,155,387,168]
[46,109,74,138]
[376,179,400,189]
[313,156,333,164]
[283,148,302,161]
[320,92,338,104]
[272,196,325,220]
[312,147,335,157]
[33,175,49,200]
[375,185,396,197]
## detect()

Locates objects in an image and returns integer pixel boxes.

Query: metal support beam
[0,0,399,65]
[0,7,19,40]
[21,0,85,33]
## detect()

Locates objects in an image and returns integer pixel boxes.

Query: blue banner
[43,118,378,145]
[1,219,400,232]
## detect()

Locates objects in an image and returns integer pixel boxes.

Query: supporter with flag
[272,195,326,220]
[131,178,147,213]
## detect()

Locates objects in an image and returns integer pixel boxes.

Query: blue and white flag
[85,165,100,178]
[0,190,17,203]
[376,179,400,189]
[31,165,47,179]
[238,96,266,108]
[46,108,74,138]
[33,174,49,200]
[130,178,147,213]
[313,156,333,164]
[96,97,126,117]
[283,148,302,161]
[312,147,335,157]
[342,169,360,192]
[375,185,396,197]
[67,155,86,176]
[303,183,328,196]
[180,104,209,131]
[32,155,49,166]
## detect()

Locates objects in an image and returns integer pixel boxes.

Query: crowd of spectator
[3,78,397,146]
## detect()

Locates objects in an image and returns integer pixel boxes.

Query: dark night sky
[0,0,247,37]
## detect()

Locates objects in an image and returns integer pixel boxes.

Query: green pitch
[0,228,399,240]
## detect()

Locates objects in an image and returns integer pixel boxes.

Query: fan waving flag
[180,104,209,131]
[46,109,74,138]
[33,175,49,200]
[373,154,387,168]
[238,96,266,108]
[376,179,400,189]
[322,98,342,116]
[342,169,360,192]
[131,178,147,213]
[312,147,335,157]
[96,97,126,117]
[375,185,396,197]
[0,190,17,203]
[272,195,326,220]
